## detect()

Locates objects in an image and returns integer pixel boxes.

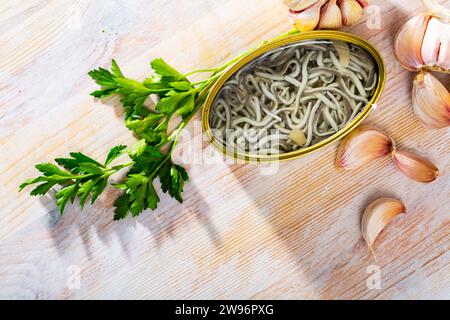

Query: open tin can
[202,31,386,162]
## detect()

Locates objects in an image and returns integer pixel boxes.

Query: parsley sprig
[19,57,233,219]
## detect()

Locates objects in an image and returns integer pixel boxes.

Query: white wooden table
[0,0,449,299]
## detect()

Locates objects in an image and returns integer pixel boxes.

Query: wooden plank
[0,0,448,299]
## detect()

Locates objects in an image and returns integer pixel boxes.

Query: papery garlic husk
[318,0,342,29]
[394,14,431,71]
[286,0,322,12]
[335,125,393,170]
[361,198,406,255]
[412,71,450,128]
[339,0,364,26]
[288,0,324,31]
[391,148,440,183]
[422,0,450,23]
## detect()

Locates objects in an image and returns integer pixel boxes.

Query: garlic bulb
[412,72,450,128]
[394,13,450,73]
[391,148,440,183]
[394,2,450,128]
[288,0,368,31]
[335,125,393,170]
[394,14,431,71]
[361,198,406,255]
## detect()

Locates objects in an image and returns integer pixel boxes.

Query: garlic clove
[318,0,343,29]
[412,71,450,128]
[394,14,431,71]
[421,17,443,67]
[289,128,307,146]
[289,0,324,31]
[361,198,406,256]
[286,0,322,12]
[333,40,350,67]
[339,0,364,26]
[391,148,440,183]
[335,125,393,170]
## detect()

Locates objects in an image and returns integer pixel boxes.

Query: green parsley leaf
[169,81,193,91]
[30,181,57,196]
[78,177,101,209]
[176,93,196,116]
[159,161,189,203]
[105,145,127,165]
[127,139,147,160]
[35,163,73,177]
[88,61,151,117]
[146,183,160,210]
[77,163,105,175]
[125,113,165,144]
[111,59,124,77]
[113,193,130,220]
[56,184,79,213]
[156,91,192,114]
[150,58,184,79]
[90,178,108,204]
[19,177,49,191]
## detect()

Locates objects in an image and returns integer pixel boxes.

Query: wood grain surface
[0,0,449,299]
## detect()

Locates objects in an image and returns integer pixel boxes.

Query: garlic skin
[287,0,322,12]
[394,14,431,71]
[335,125,393,170]
[339,0,364,26]
[318,0,342,29]
[412,72,450,128]
[391,148,440,183]
[422,0,450,23]
[361,198,406,255]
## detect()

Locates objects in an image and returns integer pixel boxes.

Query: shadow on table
[42,171,222,261]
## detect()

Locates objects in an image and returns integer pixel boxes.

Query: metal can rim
[202,30,386,163]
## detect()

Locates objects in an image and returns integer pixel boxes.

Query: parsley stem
[184,68,218,77]
[110,161,134,171]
